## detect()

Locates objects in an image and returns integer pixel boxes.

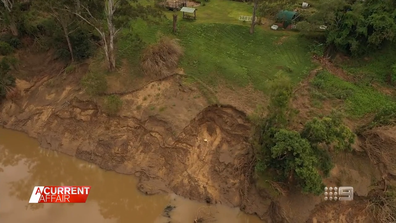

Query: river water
[0,127,262,223]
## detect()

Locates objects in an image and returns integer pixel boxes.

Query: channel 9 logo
[324,186,354,201]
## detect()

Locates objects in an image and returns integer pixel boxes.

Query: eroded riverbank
[0,68,277,221]
[0,127,264,223]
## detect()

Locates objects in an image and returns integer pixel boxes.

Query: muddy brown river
[0,127,263,223]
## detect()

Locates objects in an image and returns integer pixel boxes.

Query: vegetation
[311,71,396,117]
[176,23,313,92]
[81,72,108,96]
[255,73,355,195]
[301,115,355,152]
[305,0,396,55]
[103,95,123,115]
[71,0,164,71]
[0,57,16,100]
[369,187,396,223]
[0,41,14,55]
[359,103,396,131]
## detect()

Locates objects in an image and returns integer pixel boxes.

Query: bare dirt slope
[0,53,276,221]
[1,50,394,222]
[361,126,396,180]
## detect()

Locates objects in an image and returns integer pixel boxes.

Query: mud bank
[0,74,275,221]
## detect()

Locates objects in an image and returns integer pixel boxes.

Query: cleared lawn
[118,0,314,94]
[120,17,314,94]
[176,22,314,92]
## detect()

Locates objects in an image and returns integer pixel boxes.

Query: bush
[103,95,123,115]
[141,36,183,77]
[361,104,396,131]
[0,58,16,100]
[0,34,21,49]
[81,72,108,96]
[2,56,18,69]
[0,41,14,55]
[54,28,96,61]
[27,17,96,62]
[301,115,355,151]
[69,29,95,61]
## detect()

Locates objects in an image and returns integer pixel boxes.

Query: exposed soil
[361,126,396,180]
[1,51,394,222]
[0,51,278,221]
[307,197,375,223]
[275,36,288,45]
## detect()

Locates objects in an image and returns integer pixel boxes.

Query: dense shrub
[81,72,107,96]
[0,42,14,55]
[103,95,123,115]
[0,34,22,49]
[69,29,95,61]
[0,58,16,100]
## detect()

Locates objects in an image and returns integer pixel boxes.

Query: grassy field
[117,0,395,116]
[310,71,396,118]
[118,0,314,94]
[175,22,314,92]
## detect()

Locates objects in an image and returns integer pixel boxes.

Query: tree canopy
[308,0,396,55]
[270,129,324,195]
[255,73,355,195]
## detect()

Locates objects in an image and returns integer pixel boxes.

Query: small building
[180,7,197,20]
[276,10,299,29]
[164,0,187,11]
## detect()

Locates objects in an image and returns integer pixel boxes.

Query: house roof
[180,7,196,13]
[276,10,298,22]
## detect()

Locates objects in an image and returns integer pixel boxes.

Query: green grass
[340,42,396,84]
[118,0,314,94]
[311,71,396,117]
[176,22,314,92]
[119,17,314,93]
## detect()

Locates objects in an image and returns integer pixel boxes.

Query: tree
[301,115,355,152]
[256,0,289,22]
[34,0,78,62]
[391,63,396,85]
[69,0,163,71]
[254,74,355,194]
[308,0,396,55]
[0,0,27,36]
[270,129,324,195]
[249,0,258,34]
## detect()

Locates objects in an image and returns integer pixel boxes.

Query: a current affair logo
[29,186,91,203]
